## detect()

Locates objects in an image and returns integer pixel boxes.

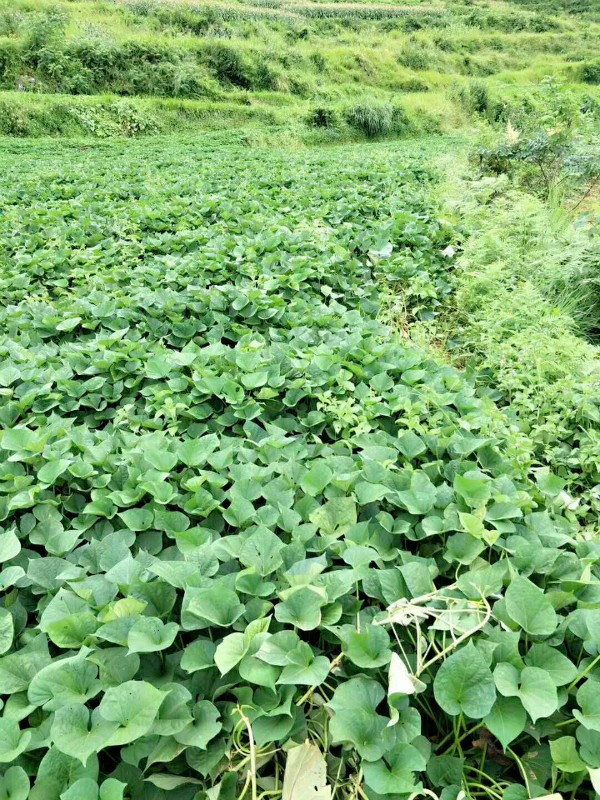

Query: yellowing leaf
[282,742,332,800]
[388,653,425,697]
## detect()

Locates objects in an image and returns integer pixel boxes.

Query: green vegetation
[0,0,598,136]
[0,0,600,799]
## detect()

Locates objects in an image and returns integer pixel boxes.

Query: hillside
[0,0,598,135]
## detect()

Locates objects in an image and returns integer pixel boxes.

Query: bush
[23,6,68,54]
[397,77,430,92]
[310,51,326,72]
[580,60,600,84]
[0,9,24,37]
[455,79,491,115]
[345,102,393,137]
[201,43,253,88]
[308,105,338,128]
[475,79,600,198]
[449,188,600,520]
[398,45,432,70]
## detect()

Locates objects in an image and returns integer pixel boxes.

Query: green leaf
[278,653,330,686]
[426,755,464,788]
[38,459,71,485]
[28,651,101,710]
[300,462,333,497]
[484,696,527,750]
[355,482,388,505]
[1,427,39,452]
[458,511,486,539]
[177,434,220,467]
[275,587,324,631]
[239,527,285,576]
[142,446,177,472]
[397,431,426,459]
[56,316,81,332]
[117,508,154,532]
[575,680,600,732]
[144,775,202,790]
[362,743,425,795]
[214,632,247,675]
[51,704,118,765]
[173,700,221,749]
[239,653,279,689]
[145,356,174,379]
[0,766,29,800]
[433,642,496,719]
[454,474,491,508]
[181,638,217,673]
[495,664,558,723]
[329,677,388,761]
[343,625,392,669]
[536,470,566,497]
[0,529,21,563]
[181,586,245,630]
[550,736,586,773]
[256,631,300,666]
[127,617,179,653]
[0,608,14,655]
[98,680,166,745]
[309,498,357,536]
[505,576,557,636]
[0,719,31,763]
[0,646,51,693]
[397,470,436,515]
[525,644,576,687]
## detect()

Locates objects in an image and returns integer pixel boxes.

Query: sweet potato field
[0,136,598,800]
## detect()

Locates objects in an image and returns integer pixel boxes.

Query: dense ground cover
[1,135,600,800]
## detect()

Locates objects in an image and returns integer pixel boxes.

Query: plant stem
[567,653,600,692]
[237,707,258,800]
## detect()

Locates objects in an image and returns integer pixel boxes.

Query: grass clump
[344,101,393,137]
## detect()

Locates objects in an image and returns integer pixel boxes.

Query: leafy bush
[443,179,600,523]
[454,79,492,116]
[580,59,600,84]
[475,78,600,198]
[308,104,338,127]
[0,9,24,37]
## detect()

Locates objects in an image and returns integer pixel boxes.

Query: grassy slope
[0,0,598,135]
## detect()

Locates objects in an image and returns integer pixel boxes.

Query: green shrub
[252,58,280,90]
[23,6,68,54]
[397,77,430,92]
[0,99,30,135]
[308,105,338,128]
[398,45,432,70]
[310,51,326,72]
[441,181,600,522]
[455,79,491,115]
[200,43,253,88]
[345,101,393,137]
[0,9,24,37]
[475,79,600,198]
[580,60,600,84]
